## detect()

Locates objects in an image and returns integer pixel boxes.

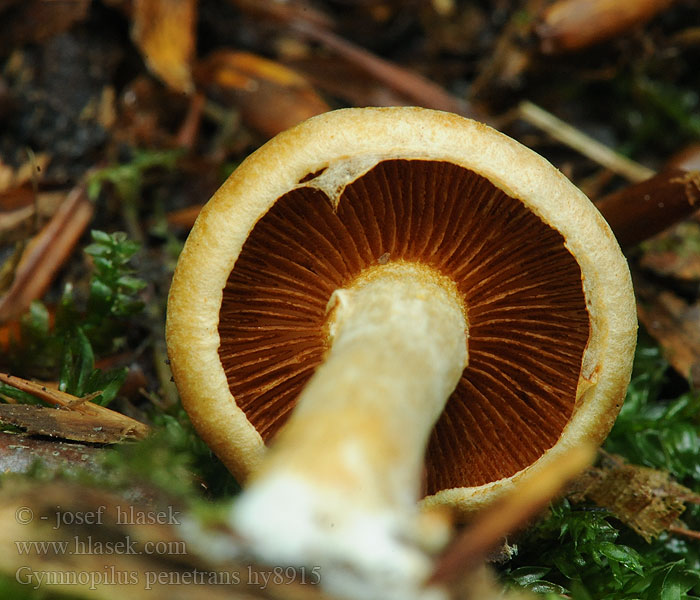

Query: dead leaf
[536,0,677,54]
[639,222,700,281]
[0,153,50,194]
[131,0,197,93]
[568,453,700,542]
[196,50,330,138]
[634,273,700,384]
[0,190,66,242]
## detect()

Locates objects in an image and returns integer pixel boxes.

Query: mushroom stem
[233,262,468,596]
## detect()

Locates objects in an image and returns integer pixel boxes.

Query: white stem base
[232,262,468,599]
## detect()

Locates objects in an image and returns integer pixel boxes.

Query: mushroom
[166,107,637,598]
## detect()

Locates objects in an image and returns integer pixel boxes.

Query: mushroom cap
[166,107,637,515]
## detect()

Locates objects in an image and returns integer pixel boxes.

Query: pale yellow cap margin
[165,106,638,516]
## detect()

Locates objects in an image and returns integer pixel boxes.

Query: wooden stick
[290,20,482,120]
[518,100,655,182]
[0,185,93,322]
[596,169,700,249]
[669,525,700,541]
[0,372,149,440]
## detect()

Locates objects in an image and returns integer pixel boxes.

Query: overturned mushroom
[166,107,637,598]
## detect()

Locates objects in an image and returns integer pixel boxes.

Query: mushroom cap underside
[166,107,637,514]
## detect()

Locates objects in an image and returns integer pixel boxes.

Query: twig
[668,525,700,541]
[0,372,150,440]
[229,0,334,30]
[176,91,206,150]
[518,100,656,182]
[0,185,94,322]
[289,20,484,120]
